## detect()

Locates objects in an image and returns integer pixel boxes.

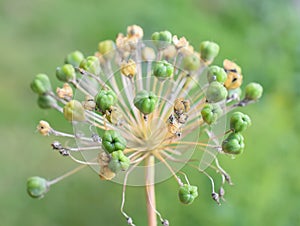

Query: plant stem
[145,155,157,226]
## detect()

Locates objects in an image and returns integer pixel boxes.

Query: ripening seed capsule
[200,41,220,62]
[230,112,251,133]
[108,150,130,173]
[65,50,84,67]
[102,130,127,153]
[206,81,228,103]
[207,66,227,84]
[222,132,245,155]
[201,104,223,125]
[56,64,76,82]
[80,56,101,75]
[63,100,86,122]
[133,90,158,115]
[27,176,49,199]
[37,95,57,109]
[95,89,117,114]
[98,40,116,59]
[245,82,263,101]
[182,54,201,71]
[178,184,199,205]
[30,73,52,95]
[151,30,172,49]
[153,60,174,79]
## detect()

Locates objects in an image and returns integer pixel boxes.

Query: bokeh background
[1,0,300,225]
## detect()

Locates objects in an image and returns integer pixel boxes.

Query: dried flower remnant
[28,25,263,226]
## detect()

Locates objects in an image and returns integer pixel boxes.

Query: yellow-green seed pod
[207,65,227,84]
[80,56,101,75]
[65,50,84,67]
[222,132,245,155]
[27,176,49,199]
[108,150,130,173]
[245,82,263,101]
[98,40,115,59]
[31,73,52,95]
[200,41,219,63]
[178,184,199,205]
[56,64,76,82]
[63,100,86,122]
[183,54,201,71]
[206,81,228,103]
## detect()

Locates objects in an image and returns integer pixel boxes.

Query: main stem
[145,155,157,226]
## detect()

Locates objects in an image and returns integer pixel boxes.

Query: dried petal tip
[212,192,221,205]
[27,176,49,199]
[178,184,199,205]
[56,83,73,100]
[162,219,169,226]
[127,25,143,39]
[37,120,52,136]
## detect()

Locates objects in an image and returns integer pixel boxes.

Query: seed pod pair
[80,56,101,75]
[134,90,158,115]
[95,89,117,114]
[151,30,172,49]
[153,60,174,80]
[200,41,219,63]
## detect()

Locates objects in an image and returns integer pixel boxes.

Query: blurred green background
[1,0,300,225]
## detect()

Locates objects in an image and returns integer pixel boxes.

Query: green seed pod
[133,90,158,115]
[206,81,228,103]
[153,60,174,79]
[30,73,52,95]
[95,89,117,114]
[27,176,49,199]
[200,41,220,62]
[222,132,245,155]
[178,184,198,205]
[183,54,201,71]
[245,82,263,101]
[63,100,86,122]
[207,65,227,84]
[201,104,223,125]
[108,150,130,173]
[98,40,115,59]
[102,130,127,153]
[37,95,57,109]
[152,30,172,49]
[80,56,101,75]
[56,64,76,82]
[230,112,251,133]
[65,50,84,67]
